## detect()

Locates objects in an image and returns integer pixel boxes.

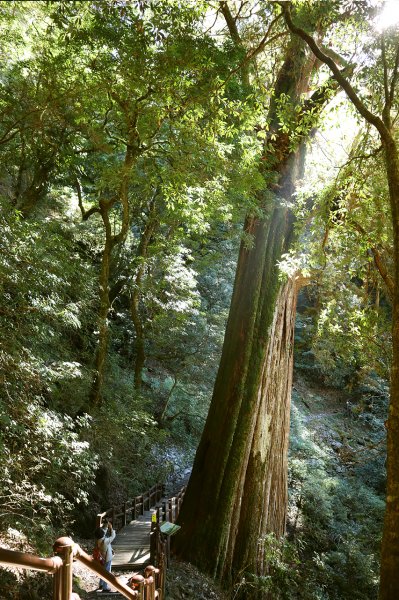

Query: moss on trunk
[379,137,399,600]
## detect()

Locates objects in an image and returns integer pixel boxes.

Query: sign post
[159,522,181,566]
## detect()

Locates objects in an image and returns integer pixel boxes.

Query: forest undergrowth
[253,371,386,600]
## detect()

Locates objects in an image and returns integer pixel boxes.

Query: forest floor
[291,370,385,474]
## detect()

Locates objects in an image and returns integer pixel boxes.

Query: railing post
[53,567,61,600]
[130,574,145,600]
[53,537,74,600]
[166,536,171,568]
[150,510,157,565]
[144,566,158,600]
[156,483,161,503]
[158,542,166,599]
[168,499,173,523]
[123,501,127,527]
[138,495,143,516]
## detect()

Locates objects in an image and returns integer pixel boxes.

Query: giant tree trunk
[231,275,299,582]
[174,168,301,584]
[173,146,304,583]
[174,30,322,586]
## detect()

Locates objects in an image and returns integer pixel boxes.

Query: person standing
[94,520,116,593]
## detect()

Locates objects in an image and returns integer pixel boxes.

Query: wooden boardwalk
[111,510,152,570]
[86,485,186,597]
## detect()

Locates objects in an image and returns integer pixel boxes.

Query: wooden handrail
[0,547,62,574]
[73,543,137,599]
[0,538,151,600]
[150,485,186,572]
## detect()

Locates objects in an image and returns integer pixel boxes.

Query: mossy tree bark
[174,153,304,577]
[231,274,300,582]
[175,171,302,584]
[175,32,325,586]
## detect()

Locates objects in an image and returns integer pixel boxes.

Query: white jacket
[99,528,116,562]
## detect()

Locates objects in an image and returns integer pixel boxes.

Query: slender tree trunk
[90,221,114,405]
[159,374,178,424]
[131,199,157,390]
[131,286,145,390]
[90,144,134,405]
[379,137,399,600]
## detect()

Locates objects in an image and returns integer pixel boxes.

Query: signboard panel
[160,522,181,536]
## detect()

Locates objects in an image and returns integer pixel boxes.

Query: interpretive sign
[160,522,181,536]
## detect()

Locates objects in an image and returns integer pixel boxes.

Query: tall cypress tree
[175,3,337,590]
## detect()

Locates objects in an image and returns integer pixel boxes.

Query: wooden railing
[0,535,167,600]
[150,486,186,572]
[96,483,164,530]
[0,537,138,600]
[0,483,186,599]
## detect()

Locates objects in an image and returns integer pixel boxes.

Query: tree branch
[389,41,399,107]
[341,144,383,166]
[219,0,241,45]
[219,0,250,86]
[74,177,101,221]
[280,2,389,141]
[244,15,284,63]
[235,1,249,23]
[350,219,394,300]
